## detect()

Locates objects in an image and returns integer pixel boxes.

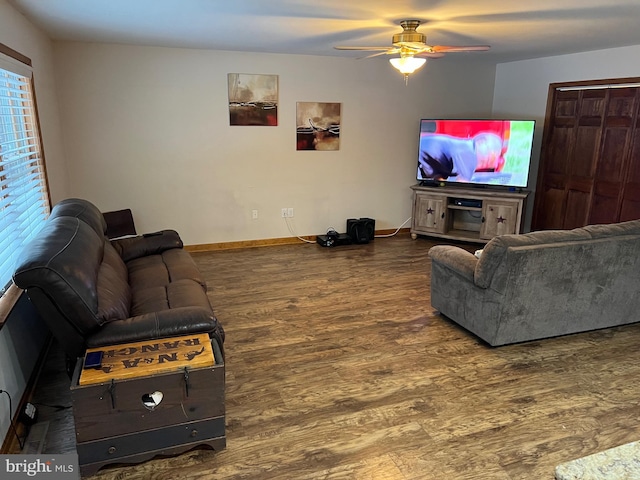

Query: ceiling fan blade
[362,50,397,59]
[334,46,392,51]
[416,52,446,59]
[401,42,430,52]
[432,45,491,53]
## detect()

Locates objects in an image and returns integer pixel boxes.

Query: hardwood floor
[29,235,640,479]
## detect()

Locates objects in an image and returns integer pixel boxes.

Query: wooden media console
[410,185,529,243]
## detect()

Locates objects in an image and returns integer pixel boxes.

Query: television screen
[416,119,535,188]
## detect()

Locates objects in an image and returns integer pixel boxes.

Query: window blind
[0,59,49,294]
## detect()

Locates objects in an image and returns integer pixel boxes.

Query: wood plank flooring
[29,235,640,479]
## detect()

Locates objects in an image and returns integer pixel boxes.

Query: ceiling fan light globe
[389,56,426,74]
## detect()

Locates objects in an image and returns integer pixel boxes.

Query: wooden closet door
[533,89,605,229]
[531,90,577,230]
[533,78,640,231]
[589,87,639,224]
[620,111,640,221]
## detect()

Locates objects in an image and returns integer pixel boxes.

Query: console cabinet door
[413,194,446,234]
[480,200,519,239]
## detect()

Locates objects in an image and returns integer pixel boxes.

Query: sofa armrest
[428,245,478,283]
[86,306,222,348]
[110,229,183,262]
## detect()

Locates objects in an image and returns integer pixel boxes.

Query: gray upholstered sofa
[428,220,640,346]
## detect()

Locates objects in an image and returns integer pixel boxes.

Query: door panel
[564,189,591,228]
[536,186,566,230]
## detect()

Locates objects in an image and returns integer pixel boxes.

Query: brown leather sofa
[13,198,224,362]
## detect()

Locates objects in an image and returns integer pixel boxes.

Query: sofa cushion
[96,242,131,323]
[127,248,206,291]
[129,279,212,317]
[48,198,107,236]
[475,228,592,289]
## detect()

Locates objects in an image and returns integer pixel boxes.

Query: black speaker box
[346,218,375,244]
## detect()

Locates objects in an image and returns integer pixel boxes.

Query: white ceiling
[8,0,640,63]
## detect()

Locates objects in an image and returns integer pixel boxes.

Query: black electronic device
[84,351,104,369]
[346,218,375,244]
[452,198,482,208]
[316,232,352,247]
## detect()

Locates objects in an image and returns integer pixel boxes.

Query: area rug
[555,440,640,479]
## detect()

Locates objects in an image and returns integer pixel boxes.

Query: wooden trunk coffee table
[70,333,225,476]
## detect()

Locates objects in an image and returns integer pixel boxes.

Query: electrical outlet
[252,209,258,219]
[281,208,287,218]
[287,208,294,218]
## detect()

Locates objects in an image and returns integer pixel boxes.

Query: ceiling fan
[335,20,490,83]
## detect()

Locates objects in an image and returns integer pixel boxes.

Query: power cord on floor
[285,216,412,241]
[284,216,316,244]
[0,389,25,450]
[374,217,412,238]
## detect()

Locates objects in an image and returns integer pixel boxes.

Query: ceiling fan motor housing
[392,20,426,46]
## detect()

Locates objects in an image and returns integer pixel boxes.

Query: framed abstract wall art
[228,73,278,126]
[296,102,341,151]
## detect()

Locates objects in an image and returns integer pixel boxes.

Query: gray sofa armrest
[111,229,183,262]
[428,245,478,283]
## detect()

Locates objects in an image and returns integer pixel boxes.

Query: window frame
[0,43,51,328]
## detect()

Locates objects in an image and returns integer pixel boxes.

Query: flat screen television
[416,119,535,188]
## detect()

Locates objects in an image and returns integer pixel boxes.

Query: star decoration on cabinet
[497,216,506,223]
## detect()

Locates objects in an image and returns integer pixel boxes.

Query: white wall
[493,45,640,230]
[0,0,68,202]
[54,42,497,245]
[0,0,64,449]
